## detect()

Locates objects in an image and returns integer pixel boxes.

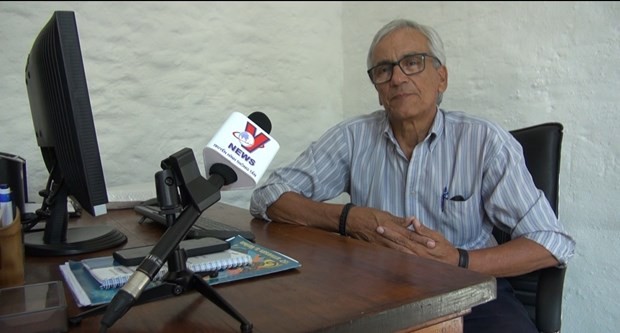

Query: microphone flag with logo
[203,111,279,190]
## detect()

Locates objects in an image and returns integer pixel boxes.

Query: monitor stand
[23,180,127,256]
[24,225,127,256]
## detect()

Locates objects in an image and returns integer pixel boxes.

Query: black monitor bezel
[24,11,126,256]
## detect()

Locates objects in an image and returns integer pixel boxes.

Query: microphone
[101,148,228,331]
[100,113,278,331]
[203,111,279,190]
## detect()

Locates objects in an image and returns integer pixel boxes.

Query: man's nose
[390,64,408,83]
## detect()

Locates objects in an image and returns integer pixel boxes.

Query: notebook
[83,249,252,289]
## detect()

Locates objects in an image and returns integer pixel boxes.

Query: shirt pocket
[440,193,482,236]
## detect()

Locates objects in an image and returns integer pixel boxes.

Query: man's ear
[437,65,448,94]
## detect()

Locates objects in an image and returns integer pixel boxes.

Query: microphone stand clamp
[69,148,253,333]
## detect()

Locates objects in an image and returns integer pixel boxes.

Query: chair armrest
[535,265,567,333]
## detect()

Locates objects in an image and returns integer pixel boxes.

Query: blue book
[60,235,301,307]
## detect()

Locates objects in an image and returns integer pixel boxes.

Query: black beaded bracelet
[457,248,469,268]
[339,203,355,236]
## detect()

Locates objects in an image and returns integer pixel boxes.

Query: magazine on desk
[60,235,301,307]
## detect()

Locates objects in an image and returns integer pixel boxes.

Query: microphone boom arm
[133,148,224,289]
[99,147,252,333]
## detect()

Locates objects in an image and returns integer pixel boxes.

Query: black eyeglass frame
[367,53,442,84]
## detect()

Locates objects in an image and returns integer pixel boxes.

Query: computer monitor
[24,11,127,256]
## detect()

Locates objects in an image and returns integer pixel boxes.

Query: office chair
[492,122,567,333]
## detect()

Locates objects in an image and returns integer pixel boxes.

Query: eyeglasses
[367,53,441,84]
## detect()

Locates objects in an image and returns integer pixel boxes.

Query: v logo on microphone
[234,122,270,153]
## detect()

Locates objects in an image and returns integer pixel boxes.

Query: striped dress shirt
[250,109,575,264]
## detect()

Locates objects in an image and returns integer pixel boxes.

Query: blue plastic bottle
[0,184,13,227]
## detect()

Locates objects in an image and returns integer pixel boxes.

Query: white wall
[0,1,345,206]
[1,2,618,331]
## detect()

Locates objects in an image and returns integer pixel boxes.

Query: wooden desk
[24,202,495,333]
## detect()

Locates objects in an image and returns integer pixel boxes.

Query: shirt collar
[427,108,444,151]
[381,107,444,151]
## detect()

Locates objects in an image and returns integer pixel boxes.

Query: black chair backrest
[510,122,563,216]
[493,122,565,333]
[493,122,563,245]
